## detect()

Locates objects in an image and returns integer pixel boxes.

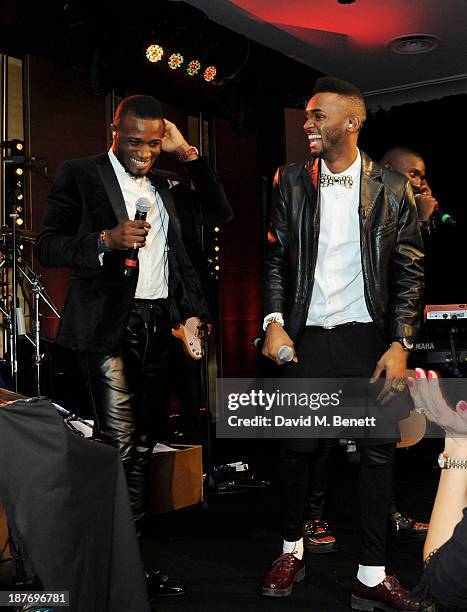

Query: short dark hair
[114,95,164,127]
[313,76,367,125]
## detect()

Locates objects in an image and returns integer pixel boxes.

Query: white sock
[283,538,303,560]
[357,565,386,587]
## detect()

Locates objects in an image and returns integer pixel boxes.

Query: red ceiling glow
[229,0,430,46]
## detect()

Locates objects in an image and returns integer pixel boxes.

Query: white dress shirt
[306,149,372,327]
[108,149,169,299]
[263,148,372,330]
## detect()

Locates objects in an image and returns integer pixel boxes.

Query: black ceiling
[0,0,322,120]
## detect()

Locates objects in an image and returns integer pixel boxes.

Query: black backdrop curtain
[359,94,466,306]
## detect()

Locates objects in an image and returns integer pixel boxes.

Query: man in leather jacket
[261,78,425,610]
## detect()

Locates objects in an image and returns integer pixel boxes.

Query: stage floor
[0,438,441,611]
[141,438,440,612]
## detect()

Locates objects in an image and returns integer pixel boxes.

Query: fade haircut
[380,146,422,164]
[114,95,164,127]
[313,76,367,126]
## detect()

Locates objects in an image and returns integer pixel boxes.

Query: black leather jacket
[263,151,424,345]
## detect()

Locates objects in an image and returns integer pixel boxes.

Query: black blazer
[36,153,232,354]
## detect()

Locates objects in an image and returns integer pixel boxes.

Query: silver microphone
[277,345,294,363]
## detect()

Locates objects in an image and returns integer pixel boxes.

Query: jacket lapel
[95,154,129,223]
[302,156,320,222]
[360,151,383,224]
[148,173,183,242]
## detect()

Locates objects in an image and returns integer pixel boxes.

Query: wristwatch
[98,229,113,253]
[392,337,414,352]
[438,452,467,469]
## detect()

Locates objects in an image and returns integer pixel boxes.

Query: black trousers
[79,298,171,539]
[304,440,399,520]
[280,323,394,566]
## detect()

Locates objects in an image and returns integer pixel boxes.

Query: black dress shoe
[144,567,186,597]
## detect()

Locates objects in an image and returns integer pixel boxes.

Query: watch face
[438,453,446,468]
[403,338,414,350]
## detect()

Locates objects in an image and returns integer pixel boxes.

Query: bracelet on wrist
[263,316,284,331]
[438,452,467,469]
[177,146,199,162]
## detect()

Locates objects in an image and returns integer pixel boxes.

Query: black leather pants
[79,299,170,539]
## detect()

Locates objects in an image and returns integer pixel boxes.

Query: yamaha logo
[415,342,435,351]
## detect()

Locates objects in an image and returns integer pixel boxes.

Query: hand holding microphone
[277,345,295,363]
[122,197,152,276]
[415,191,456,226]
[252,337,295,364]
[260,321,298,365]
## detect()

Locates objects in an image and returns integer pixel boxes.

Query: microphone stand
[0,297,14,384]
[16,257,60,396]
[8,214,19,391]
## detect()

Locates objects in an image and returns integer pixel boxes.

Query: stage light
[168,53,184,70]
[15,168,23,176]
[214,245,220,252]
[17,193,23,201]
[16,206,23,213]
[16,217,24,226]
[187,59,201,76]
[146,44,164,63]
[214,265,220,271]
[203,66,217,82]
[214,226,220,232]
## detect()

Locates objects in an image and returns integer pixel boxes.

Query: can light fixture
[387,34,440,55]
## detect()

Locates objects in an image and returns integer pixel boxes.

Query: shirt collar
[321,148,361,179]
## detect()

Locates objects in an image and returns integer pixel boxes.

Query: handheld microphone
[124,197,152,277]
[432,208,456,226]
[415,193,456,226]
[251,337,294,363]
[277,345,294,363]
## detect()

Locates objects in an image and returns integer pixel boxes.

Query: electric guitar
[171,317,207,360]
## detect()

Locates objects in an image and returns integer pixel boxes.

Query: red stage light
[203,66,217,82]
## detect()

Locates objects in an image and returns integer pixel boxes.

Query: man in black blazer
[37,95,232,596]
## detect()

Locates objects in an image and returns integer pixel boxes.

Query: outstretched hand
[407,368,467,438]
[370,342,408,404]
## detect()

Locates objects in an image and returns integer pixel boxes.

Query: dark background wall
[3,0,463,382]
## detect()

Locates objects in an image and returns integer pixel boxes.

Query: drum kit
[0,219,60,395]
